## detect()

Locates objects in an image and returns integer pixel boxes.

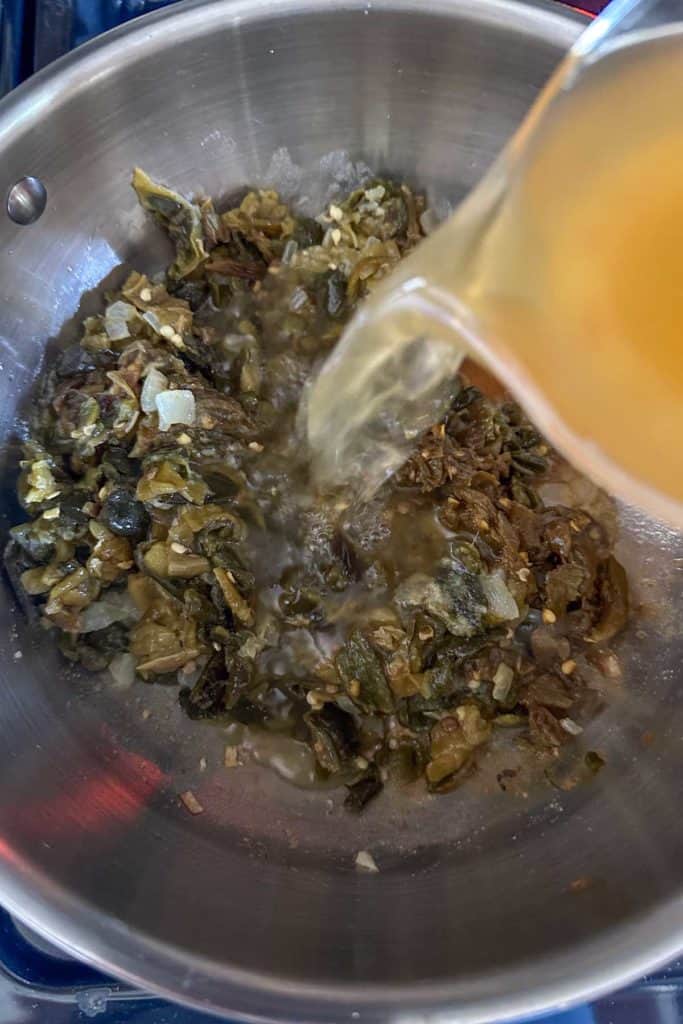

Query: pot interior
[0,2,681,1020]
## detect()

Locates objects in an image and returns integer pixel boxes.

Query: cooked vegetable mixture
[5,169,628,809]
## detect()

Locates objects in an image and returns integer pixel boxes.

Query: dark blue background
[0,0,608,98]
[0,1,678,1022]
[0,0,177,96]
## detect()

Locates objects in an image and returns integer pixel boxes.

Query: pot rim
[5,1,681,1021]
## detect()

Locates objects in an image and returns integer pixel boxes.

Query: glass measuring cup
[307,0,683,525]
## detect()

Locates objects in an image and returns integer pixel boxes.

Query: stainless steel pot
[0,1,682,1021]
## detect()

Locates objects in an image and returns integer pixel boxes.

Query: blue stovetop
[0,0,177,97]
[1,903,682,1023]
[0,0,681,1021]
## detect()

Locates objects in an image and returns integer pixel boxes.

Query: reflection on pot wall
[0,0,609,97]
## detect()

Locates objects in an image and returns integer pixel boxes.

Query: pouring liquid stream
[307,24,683,525]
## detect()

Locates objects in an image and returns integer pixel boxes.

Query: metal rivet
[6,176,47,226]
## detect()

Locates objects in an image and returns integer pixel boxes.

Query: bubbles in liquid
[307,281,465,499]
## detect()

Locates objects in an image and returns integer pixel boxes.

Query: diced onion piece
[355,849,379,873]
[155,390,196,431]
[289,286,308,311]
[281,239,299,264]
[560,717,583,736]
[492,663,514,702]
[80,590,139,632]
[538,482,575,508]
[481,571,519,623]
[140,367,168,413]
[539,477,602,511]
[104,301,136,340]
[142,309,164,334]
[364,185,386,203]
[108,652,137,690]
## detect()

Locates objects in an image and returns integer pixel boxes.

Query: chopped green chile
[345,762,383,812]
[101,488,149,539]
[305,704,357,774]
[5,169,628,809]
[336,631,394,713]
[585,750,606,774]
